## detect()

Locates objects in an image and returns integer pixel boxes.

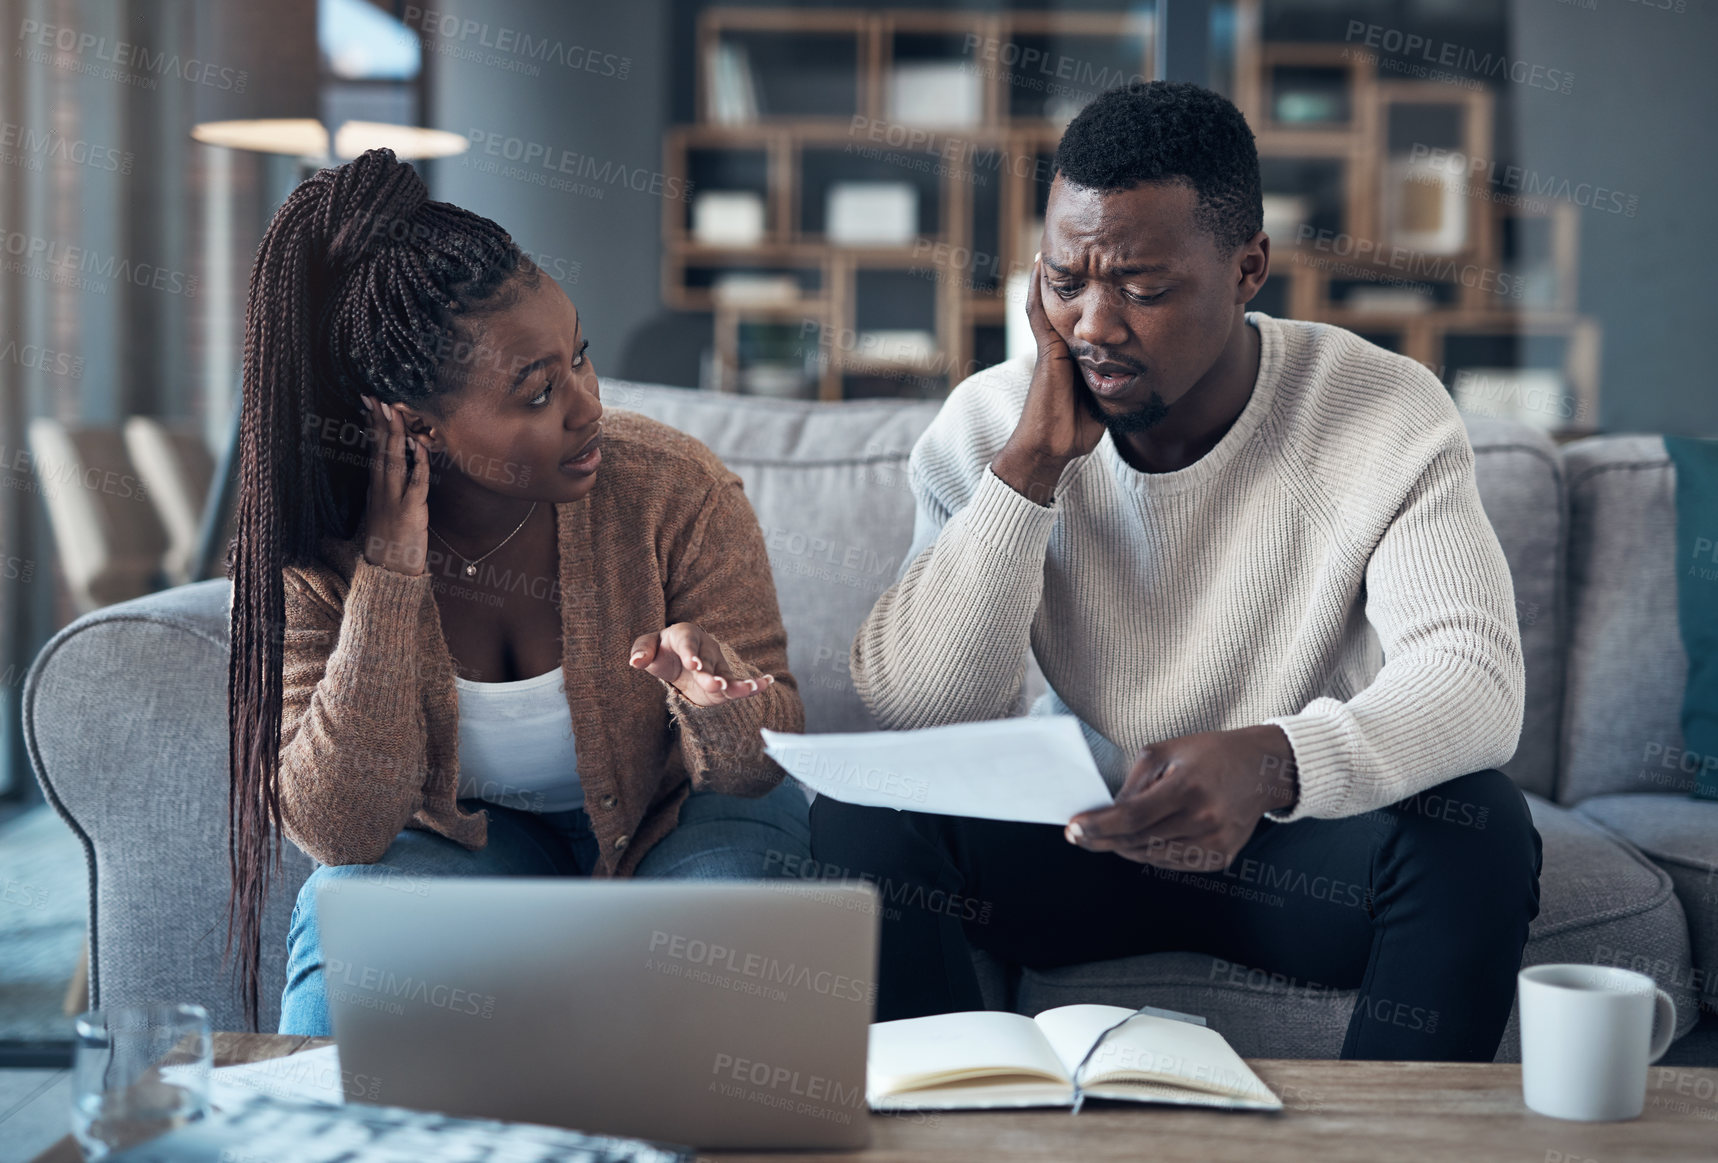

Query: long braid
[224,148,527,1031]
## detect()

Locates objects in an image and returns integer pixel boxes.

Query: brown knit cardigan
[273,409,803,874]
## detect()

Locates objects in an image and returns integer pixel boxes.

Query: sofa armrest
[23,579,312,1033]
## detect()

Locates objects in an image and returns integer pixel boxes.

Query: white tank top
[453,665,582,812]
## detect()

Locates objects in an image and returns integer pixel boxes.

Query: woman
[225,148,810,1035]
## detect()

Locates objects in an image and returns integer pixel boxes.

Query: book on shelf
[868,1004,1282,1112]
[707,40,758,124]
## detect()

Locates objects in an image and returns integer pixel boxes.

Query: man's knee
[1390,768,1542,886]
[810,796,944,868]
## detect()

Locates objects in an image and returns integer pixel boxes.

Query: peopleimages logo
[0,122,132,174]
[0,230,198,297]
[648,930,875,1004]
[0,441,148,502]
[1292,225,1525,300]
[709,1052,865,1126]
[1407,145,1639,218]
[1344,20,1573,94]
[959,33,1146,97]
[16,19,249,92]
[464,130,693,202]
[401,7,632,79]
[324,959,496,1018]
[1454,370,1590,426]
[0,339,82,379]
[775,747,930,805]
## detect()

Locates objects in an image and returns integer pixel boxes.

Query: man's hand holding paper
[1062,724,1301,872]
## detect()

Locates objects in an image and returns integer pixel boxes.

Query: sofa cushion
[1577,794,1718,1021]
[1663,437,1718,800]
[604,379,941,733]
[1003,795,1697,1060]
[1463,416,1565,799]
[24,579,312,1034]
[1560,436,1692,803]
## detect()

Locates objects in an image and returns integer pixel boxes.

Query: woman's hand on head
[359,395,431,576]
[628,622,776,708]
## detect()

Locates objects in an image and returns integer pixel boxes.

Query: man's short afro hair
[1053,81,1262,254]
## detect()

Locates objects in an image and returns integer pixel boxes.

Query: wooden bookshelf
[663,3,1600,433]
[1230,0,1600,438]
[663,6,1154,400]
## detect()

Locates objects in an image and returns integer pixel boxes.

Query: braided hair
[225,147,529,1030]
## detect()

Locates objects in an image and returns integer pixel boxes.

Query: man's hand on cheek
[1063,725,1300,871]
[990,252,1109,507]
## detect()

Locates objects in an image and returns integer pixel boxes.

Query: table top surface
[29,1032,1718,1163]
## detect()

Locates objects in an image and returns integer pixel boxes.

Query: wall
[0,0,317,796]
[422,0,685,385]
[1511,0,1716,437]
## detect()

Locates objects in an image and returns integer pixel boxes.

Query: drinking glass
[71,1002,211,1159]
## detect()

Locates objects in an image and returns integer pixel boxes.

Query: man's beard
[1083,386,1170,434]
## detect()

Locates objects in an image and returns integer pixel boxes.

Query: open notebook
[868,1005,1282,1112]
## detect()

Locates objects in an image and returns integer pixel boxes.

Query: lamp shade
[191,119,468,161]
[331,121,467,160]
[190,118,328,157]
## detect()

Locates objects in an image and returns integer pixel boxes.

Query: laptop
[316,878,879,1150]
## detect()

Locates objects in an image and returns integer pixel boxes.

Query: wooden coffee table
[28,1032,1718,1162]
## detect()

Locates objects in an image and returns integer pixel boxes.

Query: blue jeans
[278,782,812,1035]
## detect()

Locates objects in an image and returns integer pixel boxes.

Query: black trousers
[808,768,1543,1061]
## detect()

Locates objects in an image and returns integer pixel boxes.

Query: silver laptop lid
[317,878,878,1150]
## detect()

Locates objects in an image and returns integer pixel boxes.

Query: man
[810,81,1543,1061]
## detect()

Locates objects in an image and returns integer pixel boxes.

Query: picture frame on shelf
[1382,151,1468,257]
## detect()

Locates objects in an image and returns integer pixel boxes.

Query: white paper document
[163,1044,347,1110]
[761,715,1114,825]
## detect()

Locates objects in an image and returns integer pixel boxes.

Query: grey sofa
[25,372,1716,1059]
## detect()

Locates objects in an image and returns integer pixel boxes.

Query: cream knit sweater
[851,312,1524,822]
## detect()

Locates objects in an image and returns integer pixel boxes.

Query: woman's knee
[678,780,810,830]
[333,810,569,879]
[286,864,349,969]
[289,827,487,934]
[290,859,404,935]
[634,782,813,880]
[686,782,812,851]
[292,861,366,914]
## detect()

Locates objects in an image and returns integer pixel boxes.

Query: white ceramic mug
[1518,963,1676,1121]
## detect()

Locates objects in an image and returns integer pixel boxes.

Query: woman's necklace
[427,502,537,578]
